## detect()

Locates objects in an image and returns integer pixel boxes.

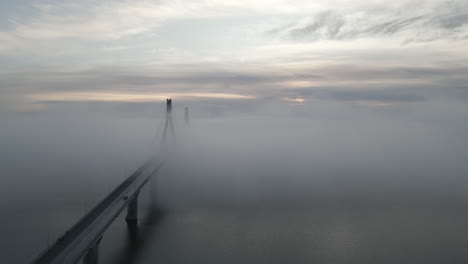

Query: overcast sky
[0,0,467,113]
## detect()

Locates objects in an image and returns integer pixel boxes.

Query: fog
[169,99,468,206]
[1,96,468,263]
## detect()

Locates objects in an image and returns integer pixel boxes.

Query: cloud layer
[268,0,468,43]
[0,0,468,113]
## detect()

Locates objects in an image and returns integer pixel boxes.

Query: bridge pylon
[125,191,139,225]
[184,107,189,126]
[162,98,175,143]
[83,237,102,264]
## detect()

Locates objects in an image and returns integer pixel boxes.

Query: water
[5,190,468,263]
[134,206,468,264]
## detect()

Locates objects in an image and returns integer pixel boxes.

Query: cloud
[0,0,335,54]
[1,0,467,69]
[267,0,468,43]
[0,0,227,53]
[285,11,346,41]
[2,61,468,113]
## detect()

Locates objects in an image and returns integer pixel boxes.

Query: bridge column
[83,237,102,264]
[126,191,139,225]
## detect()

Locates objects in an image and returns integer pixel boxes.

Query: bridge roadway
[32,159,163,264]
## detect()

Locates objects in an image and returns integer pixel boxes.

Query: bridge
[32,99,178,264]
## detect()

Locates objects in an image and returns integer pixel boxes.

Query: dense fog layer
[1,97,468,263]
[2,98,467,209]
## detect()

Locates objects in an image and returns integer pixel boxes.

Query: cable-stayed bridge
[32,99,178,264]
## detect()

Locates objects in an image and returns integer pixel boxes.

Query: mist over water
[1,97,468,263]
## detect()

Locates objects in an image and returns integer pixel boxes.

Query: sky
[1,0,468,113]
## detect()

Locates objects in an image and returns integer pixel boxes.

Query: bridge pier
[126,191,139,225]
[83,237,102,264]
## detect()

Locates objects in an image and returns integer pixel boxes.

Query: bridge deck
[32,160,162,264]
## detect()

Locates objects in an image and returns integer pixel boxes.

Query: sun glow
[282,97,305,103]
